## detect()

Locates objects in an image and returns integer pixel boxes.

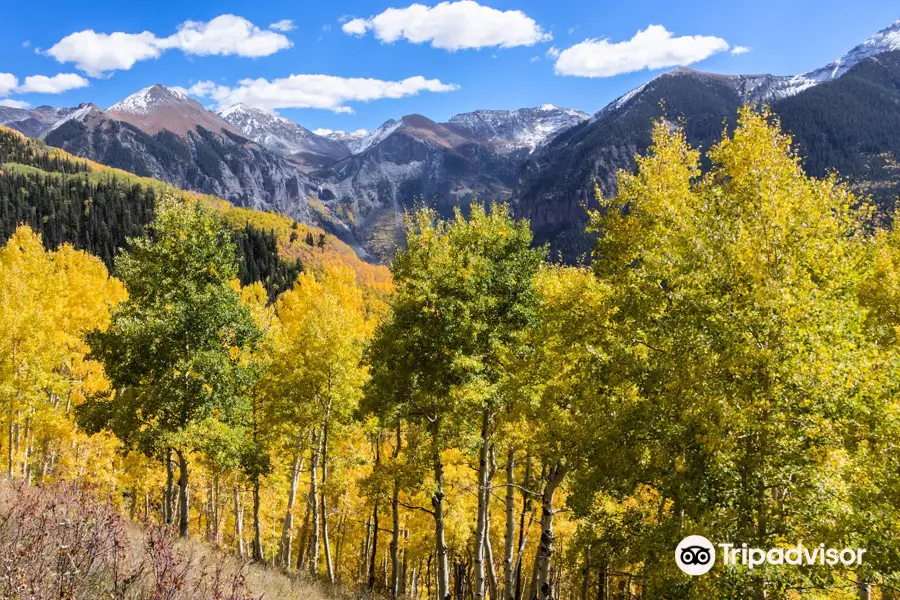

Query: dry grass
[0,478,340,600]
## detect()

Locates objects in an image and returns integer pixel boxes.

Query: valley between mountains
[3,19,900,264]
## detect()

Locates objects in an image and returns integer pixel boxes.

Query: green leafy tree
[79,196,262,537]
[366,203,544,600]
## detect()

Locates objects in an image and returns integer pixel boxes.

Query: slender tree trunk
[474,410,492,600]
[252,476,264,561]
[212,475,222,544]
[6,412,13,477]
[858,581,871,600]
[518,461,540,600]
[361,516,372,583]
[335,513,348,583]
[297,502,311,570]
[597,564,607,600]
[321,423,335,584]
[532,462,567,600]
[369,500,380,590]
[401,529,410,597]
[308,429,321,576]
[164,449,174,526]
[391,421,403,600]
[175,449,190,537]
[503,449,517,600]
[20,412,31,482]
[580,548,590,600]
[234,486,245,558]
[486,446,499,600]
[431,418,451,600]
[279,435,306,568]
[369,429,382,591]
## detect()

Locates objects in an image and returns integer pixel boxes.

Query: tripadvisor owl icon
[676,535,716,576]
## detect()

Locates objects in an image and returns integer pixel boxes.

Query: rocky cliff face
[217,103,349,169]
[311,114,526,261]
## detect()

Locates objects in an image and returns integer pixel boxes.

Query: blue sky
[1,1,898,134]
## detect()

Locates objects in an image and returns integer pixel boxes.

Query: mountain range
[3,19,900,263]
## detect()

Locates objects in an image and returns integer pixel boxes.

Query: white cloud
[46,15,292,76]
[269,19,296,32]
[159,15,293,57]
[21,41,31,48]
[342,0,551,50]
[0,99,30,109]
[530,55,541,63]
[17,73,90,94]
[186,74,459,113]
[46,31,161,77]
[545,46,560,59]
[731,45,751,55]
[554,25,730,78]
[0,73,18,97]
[342,19,370,36]
[313,127,368,137]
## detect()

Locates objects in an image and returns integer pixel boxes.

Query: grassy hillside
[0,125,391,300]
[0,476,334,600]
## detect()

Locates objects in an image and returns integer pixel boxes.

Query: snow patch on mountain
[46,104,99,133]
[447,106,589,150]
[108,85,189,115]
[217,103,349,163]
[349,120,402,154]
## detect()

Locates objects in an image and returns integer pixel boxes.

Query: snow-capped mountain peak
[217,103,350,164]
[108,84,193,115]
[218,103,289,125]
[602,19,900,114]
[810,20,900,81]
[447,105,589,150]
[765,19,900,99]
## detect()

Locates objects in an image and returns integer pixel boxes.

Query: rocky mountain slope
[0,105,77,138]
[40,86,327,238]
[445,105,589,151]
[312,113,529,260]
[217,103,349,169]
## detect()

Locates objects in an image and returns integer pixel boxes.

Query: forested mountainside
[0,127,390,299]
[43,114,321,225]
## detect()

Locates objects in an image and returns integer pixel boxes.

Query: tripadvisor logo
[675,536,867,576]
[676,536,716,576]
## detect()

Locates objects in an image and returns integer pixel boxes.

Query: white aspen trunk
[485,446,499,600]
[279,435,306,567]
[503,449,517,600]
[234,486,245,558]
[473,410,491,600]
[431,418,450,600]
[532,462,567,600]
[164,450,174,526]
[391,423,402,600]
[21,412,31,483]
[321,423,335,583]
[308,428,321,576]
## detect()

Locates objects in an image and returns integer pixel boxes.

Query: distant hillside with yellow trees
[0,125,391,301]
